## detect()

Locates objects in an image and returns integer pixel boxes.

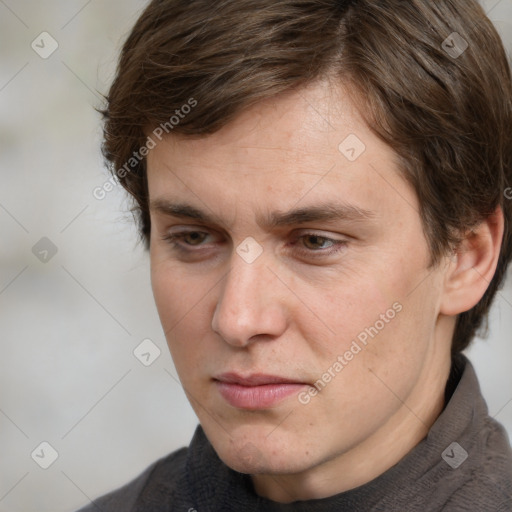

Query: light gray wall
[0,1,511,511]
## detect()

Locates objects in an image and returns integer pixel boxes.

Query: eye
[292,232,348,258]
[161,228,348,262]
[162,230,216,250]
[175,231,209,246]
[301,234,336,250]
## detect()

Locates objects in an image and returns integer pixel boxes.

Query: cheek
[150,261,212,358]
[308,259,438,395]
[349,284,441,405]
[307,269,398,352]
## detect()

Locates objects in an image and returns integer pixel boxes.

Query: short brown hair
[101,0,512,354]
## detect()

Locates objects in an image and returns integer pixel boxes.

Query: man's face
[147,80,451,498]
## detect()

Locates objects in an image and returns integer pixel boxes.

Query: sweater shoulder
[74,446,188,512]
[440,416,512,511]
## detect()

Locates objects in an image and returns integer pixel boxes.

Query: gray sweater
[77,354,512,511]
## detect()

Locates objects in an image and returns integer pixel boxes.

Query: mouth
[213,372,308,410]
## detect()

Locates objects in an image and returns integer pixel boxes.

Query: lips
[215,372,305,386]
[213,373,307,409]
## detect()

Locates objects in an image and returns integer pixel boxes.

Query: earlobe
[440,206,505,316]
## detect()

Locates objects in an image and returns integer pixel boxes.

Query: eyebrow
[149,199,376,229]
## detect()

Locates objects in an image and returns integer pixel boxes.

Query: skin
[146,79,504,503]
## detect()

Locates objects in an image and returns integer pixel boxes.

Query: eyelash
[161,231,347,258]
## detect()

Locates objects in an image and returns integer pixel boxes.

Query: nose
[211,251,288,348]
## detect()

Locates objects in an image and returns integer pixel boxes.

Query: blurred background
[0,1,511,510]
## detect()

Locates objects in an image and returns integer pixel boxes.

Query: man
[79,0,512,510]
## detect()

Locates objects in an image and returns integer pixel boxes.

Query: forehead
[145,80,417,226]
[149,80,364,169]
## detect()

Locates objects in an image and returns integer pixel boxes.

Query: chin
[213,431,314,476]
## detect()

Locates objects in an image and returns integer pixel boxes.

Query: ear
[440,206,505,316]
